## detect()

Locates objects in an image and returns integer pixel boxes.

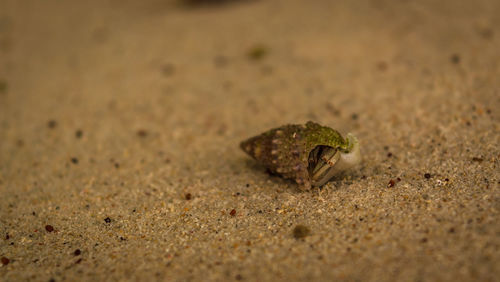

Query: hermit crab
[240,121,361,189]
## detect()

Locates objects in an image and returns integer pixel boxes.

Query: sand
[0,0,499,281]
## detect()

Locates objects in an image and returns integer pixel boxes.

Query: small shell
[240,121,361,189]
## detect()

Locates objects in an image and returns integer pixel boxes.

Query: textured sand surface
[0,0,499,281]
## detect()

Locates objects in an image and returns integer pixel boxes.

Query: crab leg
[311,149,340,185]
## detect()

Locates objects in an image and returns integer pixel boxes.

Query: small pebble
[1,257,9,265]
[161,63,175,76]
[387,179,396,188]
[230,209,236,216]
[71,158,79,164]
[75,130,83,138]
[376,61,388,71]
[424,173,431,179]
[47,120,57,129]
[16,139,24,147]
[185,193,192,200]
[74,249,81,256]
[45,225,54,232]
[137,130,148,137]
[247,45,268,60]
[450,54,460,64]
[0,80,7,94]
[104,217,111,223]
[293,225,310,239]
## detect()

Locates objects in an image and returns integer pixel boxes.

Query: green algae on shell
[240,121,361,189]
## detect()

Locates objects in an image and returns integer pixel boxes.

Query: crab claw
[309,134,361,186]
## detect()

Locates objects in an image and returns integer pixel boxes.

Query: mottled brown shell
[240,121,349,189]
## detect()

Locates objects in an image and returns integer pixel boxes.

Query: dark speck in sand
[387,179,396,188]
[1,257,9,265]
[74,249,81,256]
[247,45,268,61]
[450,54,460,64]
[161,63,175,76]
[48,120,57,129]
[477,27,494,39]
[472,157,483,162]
[424,173,431,179]
[71,158,79,164]
[45,225,54,232]
[0,80,7,94]
[185,193,192,200]
[16,139,24,147]
[104,217,112,223]
[376,61,388,71]
[230,209,236,216]
[137,130,148,137]
[293,225,310,239]
[75,130,83,138]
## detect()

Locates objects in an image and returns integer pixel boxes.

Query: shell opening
[307,134,361,186]
[308,145,340,186]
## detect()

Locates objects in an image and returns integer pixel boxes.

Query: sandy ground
[0,0,499,281]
